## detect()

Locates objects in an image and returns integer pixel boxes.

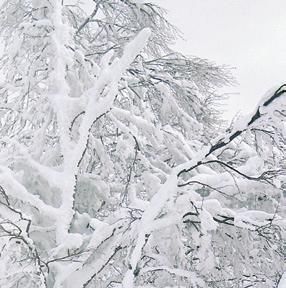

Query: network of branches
[0,1,285,288]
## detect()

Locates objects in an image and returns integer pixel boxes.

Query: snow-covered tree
[0,1,285,287]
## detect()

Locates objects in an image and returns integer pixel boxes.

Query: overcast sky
[153,0,286,120]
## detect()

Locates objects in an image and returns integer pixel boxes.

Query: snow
[200,199,223,216]
[0,165,59,217]
[140,266,205,287]
[122,172,178,288]
[200,208,218,232]
[0,1,285,287]
[234,210,275,230]
[48,27,151,247]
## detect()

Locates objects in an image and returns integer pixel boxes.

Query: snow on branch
[177,84,286,177]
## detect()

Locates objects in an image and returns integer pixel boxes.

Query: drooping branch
[177,84,286,178]
[206,84,286,157]
[202,160,280,183]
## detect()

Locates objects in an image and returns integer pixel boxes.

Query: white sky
[154,0,286,120]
